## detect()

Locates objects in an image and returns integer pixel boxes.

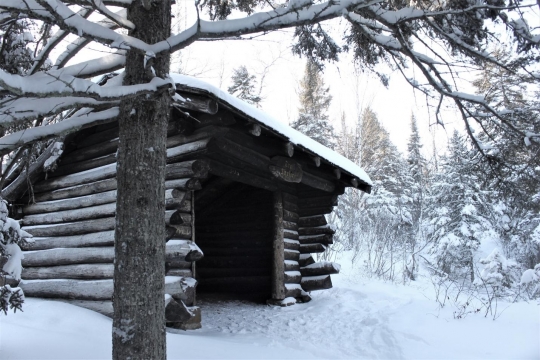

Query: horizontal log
[167,139,210,163]
[22,247,114,267]
[196,222,272,233]
[50,153,117,178]
[206,159,277,192]
[164,178,201,191]
[166,243,203,263]
[299,243,326,254]
[23,217,116,237]
[298,254,315,267]
[223,129,294,158]
[301,275,333,292]
[166,160,209,180]
[298,195,338,208]
[299,234,333,245]
[284,249,300,261]
[284,271,302,283]
[168,225,192,240]
[165,189,188,210]
[24,190,117,215]
[298,215,327,228]
[300,171,335,193]
[165,297,192,323]
[21,231,115,251]
[60,138,118,165]
[283,221,298,232]
[284,283,302,298]
[22,202,116,226]
[196,267,269,278]
[165,210,192,226]
[282,200,299,213]
[196,109,236,127]
[284,239,300,251]
[22,264,114,280]
[19,276,193,301]
[298,206,334,217]
[284,260,300,271]
[269,156,302,183]
[30,178,118,202]
[58,299,113,317]
[165,259,192,269]
[282,192,298,203]
[76,126,119,149]
[175,91,219,115]
[283,230,299,240]
[166,269,193,277]
[283,209,299,223]
[166,125,224,149]
[300,262,340,277]
[298,226,335,236]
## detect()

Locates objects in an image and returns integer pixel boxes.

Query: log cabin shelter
[2,74,372,330]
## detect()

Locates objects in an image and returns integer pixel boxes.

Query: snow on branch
[0,70,173,101]
[0,107,119,155]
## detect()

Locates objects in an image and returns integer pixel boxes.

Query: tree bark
[113,2,171,359]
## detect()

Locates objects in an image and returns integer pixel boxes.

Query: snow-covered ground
[1,263,538,360]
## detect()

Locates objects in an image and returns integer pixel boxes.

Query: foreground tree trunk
[113,2,171,359]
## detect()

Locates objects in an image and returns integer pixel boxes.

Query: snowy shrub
[0,199,32,314]
[519,264,540,300]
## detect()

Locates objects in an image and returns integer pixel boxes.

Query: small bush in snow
[0,199,32,314]
[519,264,540,300]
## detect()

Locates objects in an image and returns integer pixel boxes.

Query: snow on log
[298,225,335,236]
[284,283,302,298]
[167,139,211,163]
[19,276,194,301]
[298,215,327,227]
[164,178,201,191]
[299,243,326,254]
[284,271,302,283]
[301,275,333,292]
[22,217,116,237]
[165,210,192,226]
[22,264,114,280]
[298,254,315,267]
[21,231,116,251]
[166,160,209,180]
[284,249,300,261]
[298,234,333,245]
[31,178,118,202]
[23,190,117,215]
[300,262,340,277]
[284,260,300,271]
[33,163,116,193]
[22,247,115,267]
[284,239,300,251]
[21,203,117,226]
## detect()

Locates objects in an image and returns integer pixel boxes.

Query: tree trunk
[113,2,171,359]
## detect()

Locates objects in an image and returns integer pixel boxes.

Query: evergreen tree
[291,60,335,149]
[428,131,494,281]
[227,66,262,107]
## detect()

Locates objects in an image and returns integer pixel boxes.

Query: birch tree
[0,0,538,359]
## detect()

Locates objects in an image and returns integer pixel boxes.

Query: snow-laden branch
[0,107,119,155]
[83,0,134,30]
[57,51,126,78]
[0,70,173,101]
[0,96,114,126]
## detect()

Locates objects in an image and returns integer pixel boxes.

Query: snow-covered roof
[170,74,372,187]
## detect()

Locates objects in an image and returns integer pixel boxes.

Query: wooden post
[271,191,285,301]
[191,190,196,305]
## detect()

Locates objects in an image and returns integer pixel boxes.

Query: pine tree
[428,131,494,281]
[227,66,262,107]
[291,60,335,149]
